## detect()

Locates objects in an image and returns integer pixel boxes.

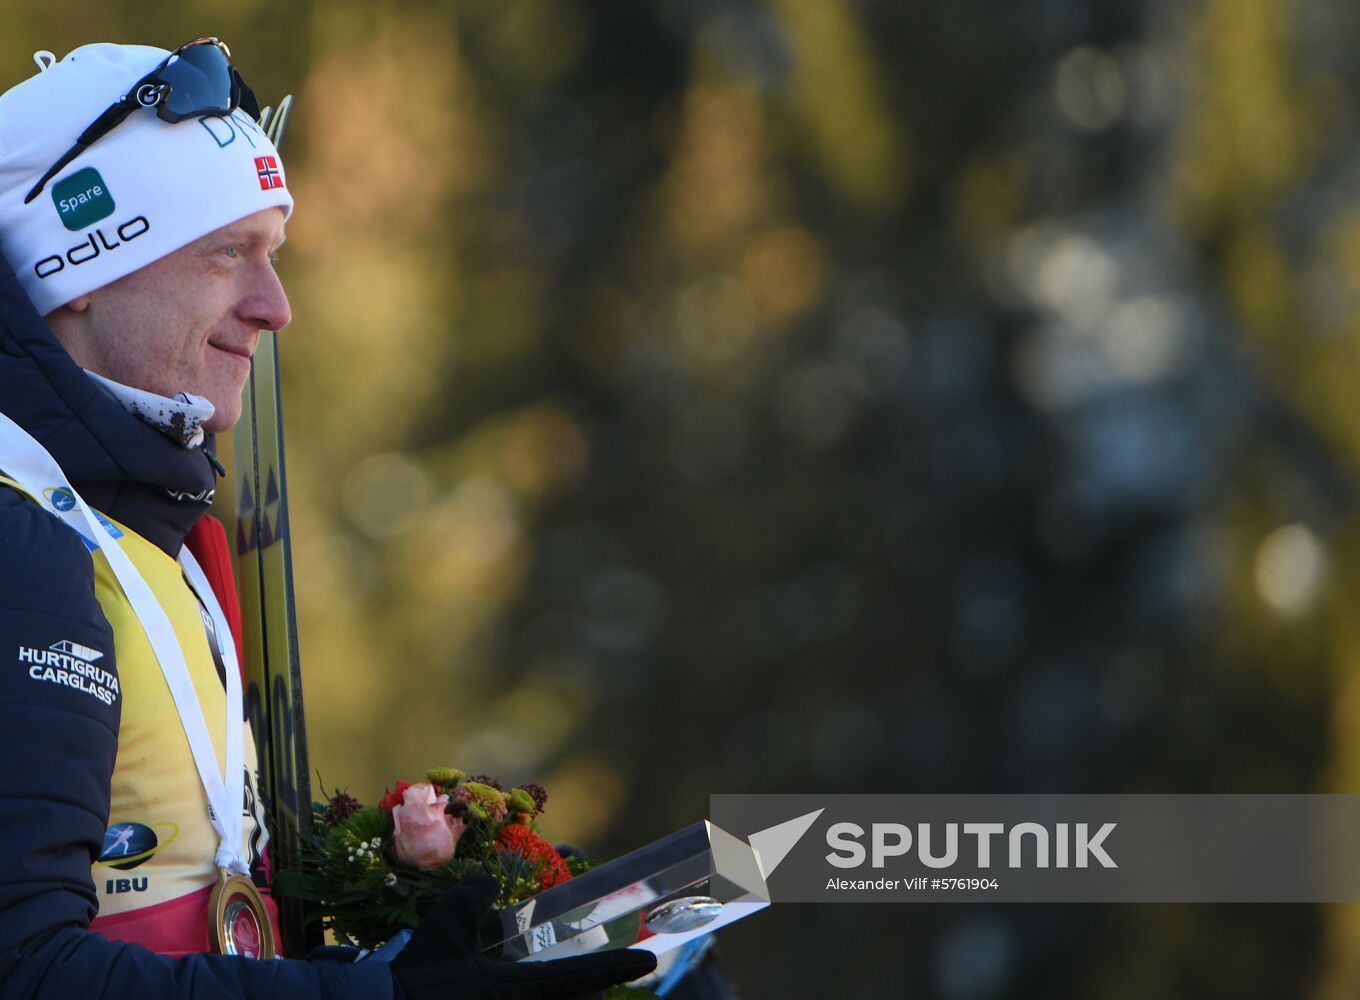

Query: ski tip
[268,95,294,148]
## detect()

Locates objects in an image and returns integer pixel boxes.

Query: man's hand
[390,876,658,999]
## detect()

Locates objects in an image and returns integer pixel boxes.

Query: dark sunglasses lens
[159,43,234,117]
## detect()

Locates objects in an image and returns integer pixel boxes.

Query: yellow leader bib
[0,476,267,917]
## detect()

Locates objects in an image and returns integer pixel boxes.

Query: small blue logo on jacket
[43,487,76,511]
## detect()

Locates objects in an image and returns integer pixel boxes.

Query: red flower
[378,780,413,812]
[495,824,571,891]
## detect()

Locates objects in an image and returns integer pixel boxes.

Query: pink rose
[391,783,467,868]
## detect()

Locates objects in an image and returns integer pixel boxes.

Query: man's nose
[242,257,292,333]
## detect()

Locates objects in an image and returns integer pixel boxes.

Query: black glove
[391,876,658,1000]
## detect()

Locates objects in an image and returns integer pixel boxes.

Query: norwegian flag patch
[255,156,284,191]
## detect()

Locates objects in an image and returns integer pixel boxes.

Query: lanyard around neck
[0,410,247,875]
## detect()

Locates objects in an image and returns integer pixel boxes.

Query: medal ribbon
[0,411,248,875]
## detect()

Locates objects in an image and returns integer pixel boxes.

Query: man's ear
[44,294,94,360]
[44,294,91,324]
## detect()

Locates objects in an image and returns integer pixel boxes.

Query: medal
[208,867,276,959]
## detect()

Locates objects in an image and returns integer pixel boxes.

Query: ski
[209,95,315,956]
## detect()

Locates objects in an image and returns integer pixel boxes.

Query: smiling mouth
[210,343,254,360]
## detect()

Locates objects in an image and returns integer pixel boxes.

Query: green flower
[425,767,465,786]
[508,787,537,816]
[459,781,510,823]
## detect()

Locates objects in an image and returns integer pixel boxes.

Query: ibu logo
[51,168,115,232]
[99,822,164,872]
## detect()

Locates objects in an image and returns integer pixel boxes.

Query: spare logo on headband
[51,168,115,232]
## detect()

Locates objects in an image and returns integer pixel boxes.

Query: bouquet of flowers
[275,766,589,951]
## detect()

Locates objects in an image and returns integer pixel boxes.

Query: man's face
[49,207,291,433]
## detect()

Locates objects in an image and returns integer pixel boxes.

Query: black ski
[209,95,316,957]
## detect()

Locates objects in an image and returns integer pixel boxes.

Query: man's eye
[224,246,239,259]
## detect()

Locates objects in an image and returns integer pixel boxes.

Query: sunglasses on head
[25,37,260,204]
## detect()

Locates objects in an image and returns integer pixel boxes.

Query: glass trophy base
[486,820,769,961]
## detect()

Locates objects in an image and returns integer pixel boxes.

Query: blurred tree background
[7,0,1360,995]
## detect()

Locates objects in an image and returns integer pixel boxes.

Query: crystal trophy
[485,821,770,961]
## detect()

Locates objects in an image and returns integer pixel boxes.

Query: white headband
[0,42,293,316]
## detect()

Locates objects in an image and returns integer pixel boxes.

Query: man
[0,41,655,998]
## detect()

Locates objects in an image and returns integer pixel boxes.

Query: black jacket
[0,250,392,999]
